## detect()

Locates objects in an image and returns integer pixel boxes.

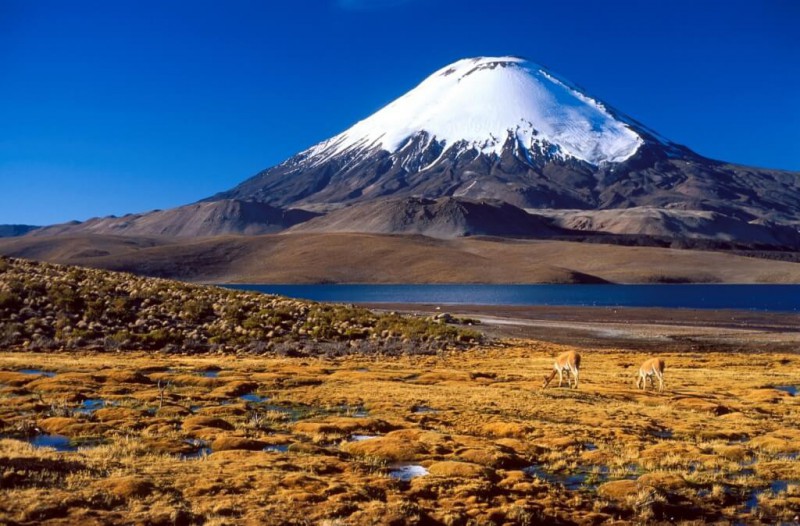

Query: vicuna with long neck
[636,357,665,391]
[542,351,581,389]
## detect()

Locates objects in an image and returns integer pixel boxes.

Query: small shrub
[108,296,137,323]
[0,290,22,310]
[183,299,214,323]
[138,328,176,349]
[0,322,24,345]
[49,283,85,314]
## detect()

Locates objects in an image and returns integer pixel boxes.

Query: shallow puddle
[412,405,438,414]
[27,434,100,452]
[770,480,792,493]
[524,465,596,490]
[180,439,211,459]
[349,434,380,442]
[389,463,428,481]
[199,370,220,378]
[30,434,76,452]
[737,479,798,514]
[263,444,290,453]
[333,405,368,418]
[774,385,797,396]
[18,369,56,377]
[523,464,630,491]
[74,399,107,414]
[240,393,269,403]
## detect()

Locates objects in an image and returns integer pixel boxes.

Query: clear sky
[1,0,799,225]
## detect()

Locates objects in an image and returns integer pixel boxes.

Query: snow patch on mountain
[307,56,643,166]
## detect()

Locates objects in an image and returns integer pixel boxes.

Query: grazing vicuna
[542,350,581,389]
[636,357,665,392]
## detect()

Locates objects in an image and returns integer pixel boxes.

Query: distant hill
[29,200,317,238]
[0,225,39,238]
[3,233,800,284]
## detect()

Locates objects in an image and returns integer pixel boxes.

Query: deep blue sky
[2,0,799,225]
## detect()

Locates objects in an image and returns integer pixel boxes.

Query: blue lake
[223,284,800,312]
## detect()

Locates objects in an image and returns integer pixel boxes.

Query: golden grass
[0,342,799,524]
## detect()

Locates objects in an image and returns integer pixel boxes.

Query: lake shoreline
[223,283,800,312]
[360,303,800,354]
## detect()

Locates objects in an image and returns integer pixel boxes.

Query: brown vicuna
[636,357,665,391]
[542,350,581,389]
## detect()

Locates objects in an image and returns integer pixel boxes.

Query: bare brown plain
[1,232,800,284]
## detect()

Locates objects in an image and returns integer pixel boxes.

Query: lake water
[223,284,800,312]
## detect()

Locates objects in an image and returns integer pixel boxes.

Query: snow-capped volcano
[310,57,643,165]
[200,57,799,246]
[19,57,800,249]
[211,56,709,212]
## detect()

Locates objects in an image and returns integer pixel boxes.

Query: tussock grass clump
[0,345,797,524]
[0,256,480,354]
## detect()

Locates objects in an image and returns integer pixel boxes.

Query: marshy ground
[2,334,799,525]
[1,257,799,524]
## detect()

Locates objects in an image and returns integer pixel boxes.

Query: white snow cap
[311,57,644,166]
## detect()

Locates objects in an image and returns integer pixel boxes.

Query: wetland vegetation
[1,256,799,524]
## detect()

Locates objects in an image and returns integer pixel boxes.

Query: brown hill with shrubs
[0,256,479,354]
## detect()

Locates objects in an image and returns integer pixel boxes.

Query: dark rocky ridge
[289,196,565,239]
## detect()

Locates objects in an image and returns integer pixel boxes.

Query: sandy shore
[361,303,800,353]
